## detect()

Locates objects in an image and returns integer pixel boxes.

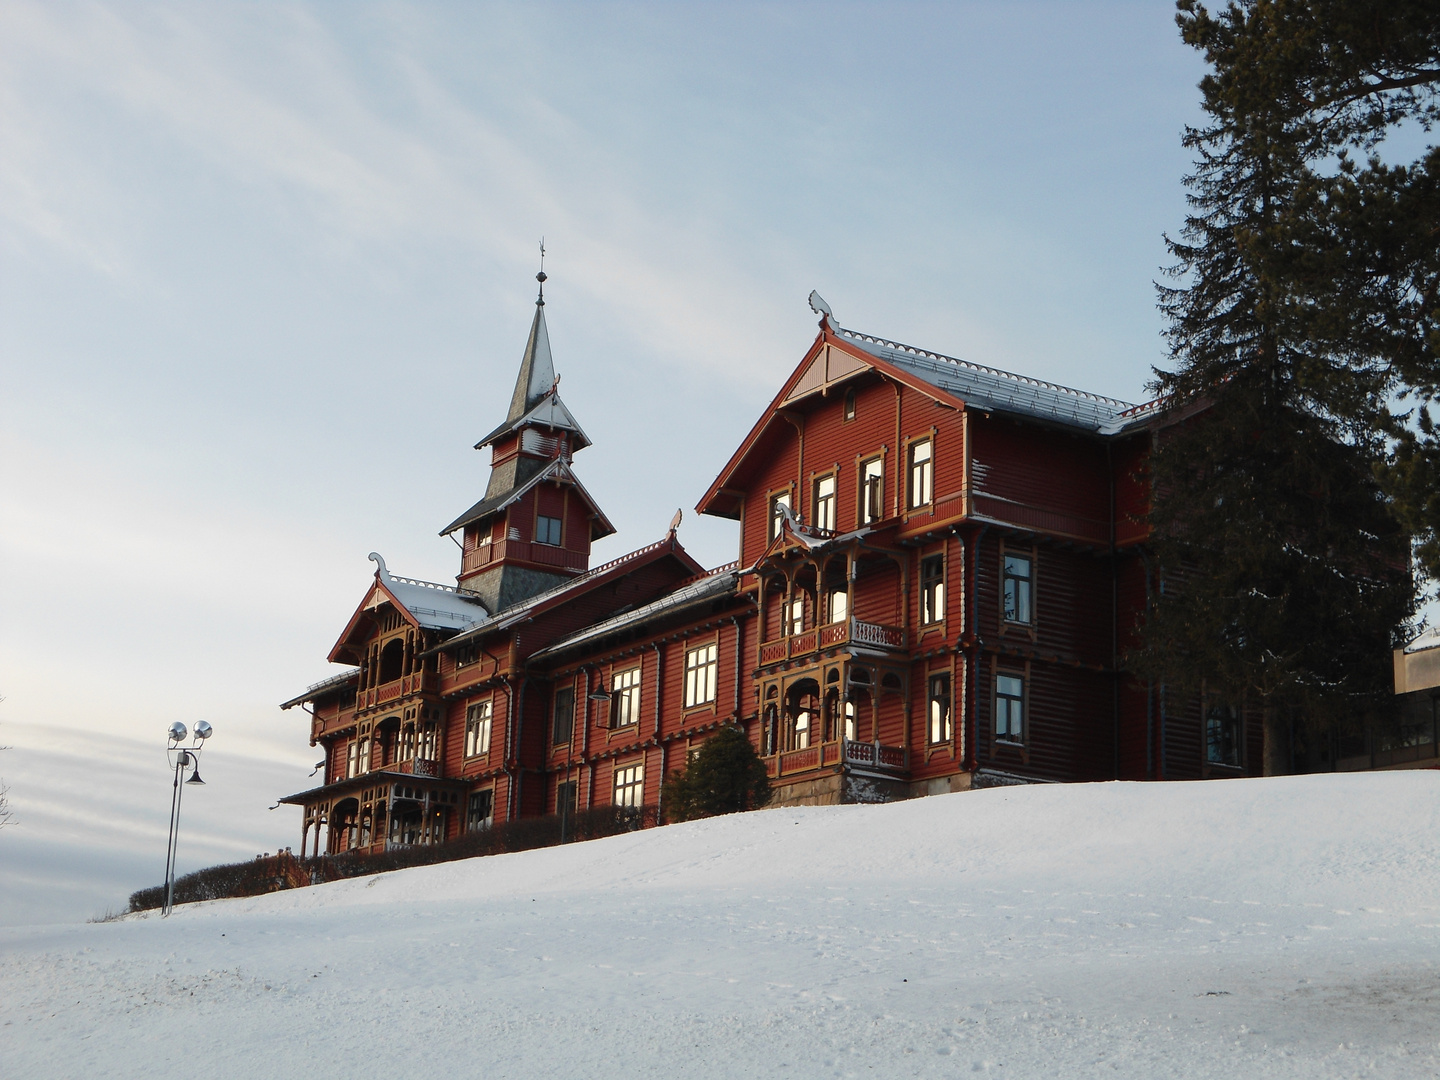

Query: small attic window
[843,388,856,422]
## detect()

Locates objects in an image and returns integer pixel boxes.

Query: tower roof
[474,290,591,452]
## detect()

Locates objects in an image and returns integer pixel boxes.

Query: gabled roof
[529,565,744,662]
[430,533,706,653]
[833,326,1158,435]
[440,456,616,539]
[474,390,591,453]
[698,313,1161,519]
[327,554,489,663]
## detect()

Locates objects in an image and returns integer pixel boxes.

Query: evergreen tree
[662,725,771,823]
[1137,1,1420,772]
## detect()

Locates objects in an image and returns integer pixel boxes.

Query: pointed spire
[505,294,555,423]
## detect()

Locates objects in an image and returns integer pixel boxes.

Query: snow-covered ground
[5,773,1440,1079]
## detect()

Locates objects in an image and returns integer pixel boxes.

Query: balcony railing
[757,618,906,666]
[462,538,587,576]
[765,739,905,778]
[356,671,437,712]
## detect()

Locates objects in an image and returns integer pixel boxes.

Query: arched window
[379,639,404,683]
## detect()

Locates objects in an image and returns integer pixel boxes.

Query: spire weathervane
[536,238,547,306]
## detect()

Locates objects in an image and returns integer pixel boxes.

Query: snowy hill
[5,773,1440,1079]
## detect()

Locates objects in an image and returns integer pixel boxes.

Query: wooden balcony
[356,671,437,713]
[765,739,905,778]
[758,618,906,667]
[462,538,587,576]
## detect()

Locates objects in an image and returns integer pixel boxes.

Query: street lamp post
[163,720,213,917]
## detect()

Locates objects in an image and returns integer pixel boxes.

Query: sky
[0,1,1206,924]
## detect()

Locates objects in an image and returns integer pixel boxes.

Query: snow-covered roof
[834,325,1162,435]
[530,566,742,660]
[433,535,701,651]
[368,553,488,631]
[279,668,359,710]
[1403,626,1440,654]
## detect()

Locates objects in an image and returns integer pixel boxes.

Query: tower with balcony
[442,273,615,613]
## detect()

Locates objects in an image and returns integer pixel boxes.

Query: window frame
[1001,546,1036,629]
[906,436,934,511]
[613,761,644,807]
[767,487,793,541]
[535,514,563,547]
[812,472,837,533]
[920,552,946,626]
[927,672,952,746]
[858,454,885,525]
[994,672,1025,745]
[611,666,642,728]
[1205,701,1242,769]
[551,685,575,746]
[464,700,493,759]
[843,387,857,422]
[465,789,494,832]
[683,640,719,711]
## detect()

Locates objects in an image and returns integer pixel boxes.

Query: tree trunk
[1262,704,1289,776]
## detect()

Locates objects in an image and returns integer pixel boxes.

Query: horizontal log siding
[970,417,1112,544]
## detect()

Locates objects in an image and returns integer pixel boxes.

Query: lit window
[995,675,1024,743]
[920,554,945,625]
[928,674,951,744]
[613,762,644,807]
[769,491,792,540]
[684,643,718,708]
[465,701,492,757]
[786,598,804,635]
[829,589,848,625]
[908,439,933,509]
[400,723,416,761]
[1206,704,1240,766]
[551,687,574,745]
[536,515,562,546]
[814,475,836,532]
[790,708,810,749]
[861,457,884,524]
[843,698,857,741]
[466,789,494,832]
[1003,554,1033,625]
[417,721,438,761]
[612,667,642,727]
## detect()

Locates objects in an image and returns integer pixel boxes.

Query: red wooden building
[280,284,1261,856]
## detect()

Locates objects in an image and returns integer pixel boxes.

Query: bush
[662,724,771,822]
[128,805,656,913]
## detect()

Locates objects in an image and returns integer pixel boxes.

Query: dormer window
[536,515,562,546]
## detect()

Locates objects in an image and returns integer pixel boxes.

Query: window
[790,708,811,749]
[466,789,494,832]
[1206,704,1240,766]
[399,723,416,761]
[346,737,369,778]
[861,457,884,524]
[536,515,563,546]
[551,687,574,745]
[684,643,718,708]
[843,698,857,741]
[786,597,804,636]
[556,780,577,818]
[843,387,857,421]
[1003,554,1033,625]
[813,475,836,532]
[417,721,438,762]
[995,674,1024,743]
[920,554,945,625]
[908,438,933,509]
[829,588,848,625]
[769,491,792,539]
[612,667,642,727]
[613,762,644,807]
[928,674,952,744]
[465,701,492,758]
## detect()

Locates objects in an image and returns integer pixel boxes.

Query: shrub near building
[662,725,772,823]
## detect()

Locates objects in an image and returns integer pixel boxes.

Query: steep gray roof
[474,299,591,451]
[529,567,742,661]
[835,325,1161,435]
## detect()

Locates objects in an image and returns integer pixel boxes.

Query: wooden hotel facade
[279,285,1259,857]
